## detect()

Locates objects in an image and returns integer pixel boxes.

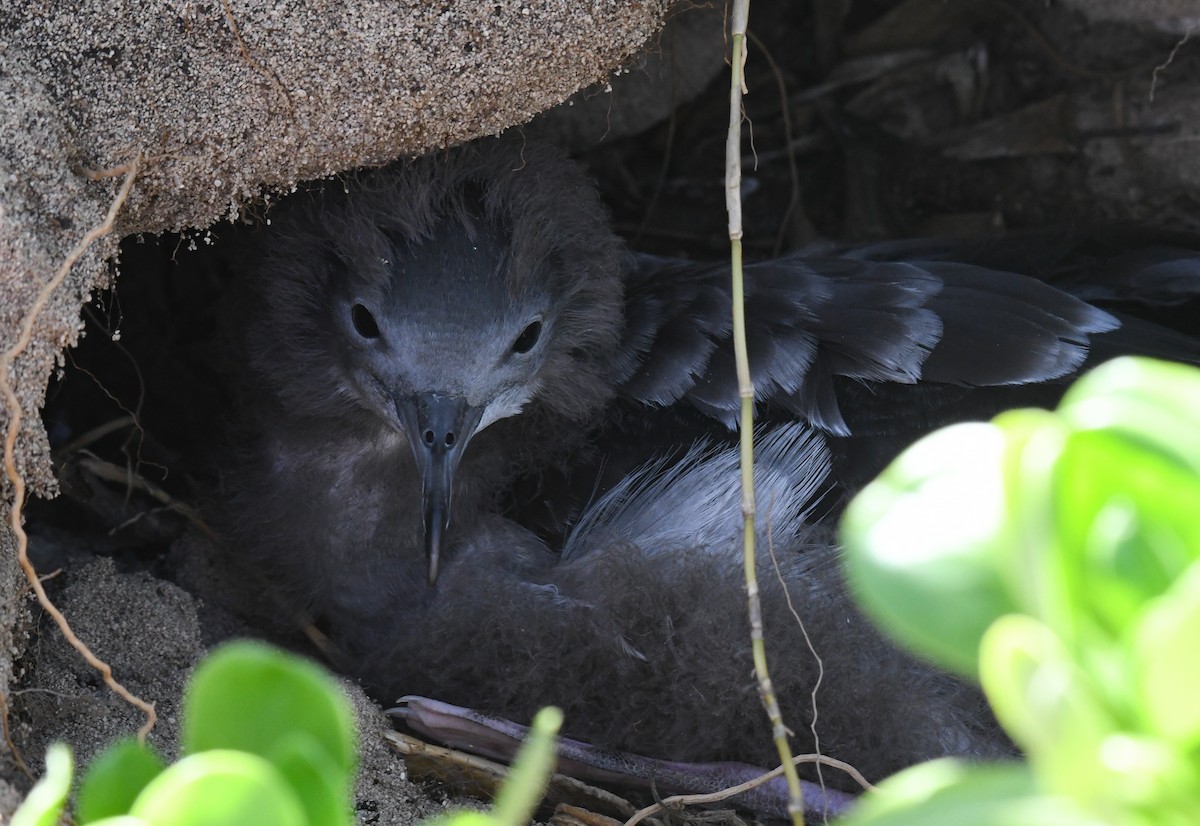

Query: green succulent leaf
[841,422,1023,677]
[837,758,1096,826]
[128,750,307,826]
[1134,562,1200,744]
[11,743,72,826]
[979,614,1121,799]
[490,707,562,826]
[1059,357,1200,480]
[183,640,356,777]
[267,731,354,826]
[77,739,166,822]
[1051,426,1200,640]
[841,357,1200,825]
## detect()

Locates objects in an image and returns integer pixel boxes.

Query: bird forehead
[381,212,507,289]
[373,216,553,323]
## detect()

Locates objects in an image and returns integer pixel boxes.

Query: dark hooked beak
[398,393,484,585]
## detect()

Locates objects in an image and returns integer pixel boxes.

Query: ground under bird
[222,135,1200,809]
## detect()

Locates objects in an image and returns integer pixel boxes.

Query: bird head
[246,138,625,583]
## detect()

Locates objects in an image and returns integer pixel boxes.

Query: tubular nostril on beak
[422,429,456,447]
[397,393,486,585]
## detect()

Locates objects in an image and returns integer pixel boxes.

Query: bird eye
[511,321,542,354]
[351,303,381,339]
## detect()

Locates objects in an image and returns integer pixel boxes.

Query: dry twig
[724,2,807,824]
[622,753,873,826]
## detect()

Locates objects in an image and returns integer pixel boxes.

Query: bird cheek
[477,386,535,433]
[349,369,406,430]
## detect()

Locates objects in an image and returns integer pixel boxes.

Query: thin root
[0,152,157,741]
[622,754,874,826]
[0,691,33,781]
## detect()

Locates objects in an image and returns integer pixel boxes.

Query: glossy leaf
[491,707,562,826]
[183,640,356,777]
[1052,430,1200,639]
[11,743,72,826]
[979,615,1117,799]
[129,750,307,826]
[1059,358,1200,479]
[842,422,1021,677]
[840,357,1200,826]
[267,731,354,826]
[77,739,166,822]
[838,759,1096,826]
[1134,563,1200,744]
[988,408,1068,622]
